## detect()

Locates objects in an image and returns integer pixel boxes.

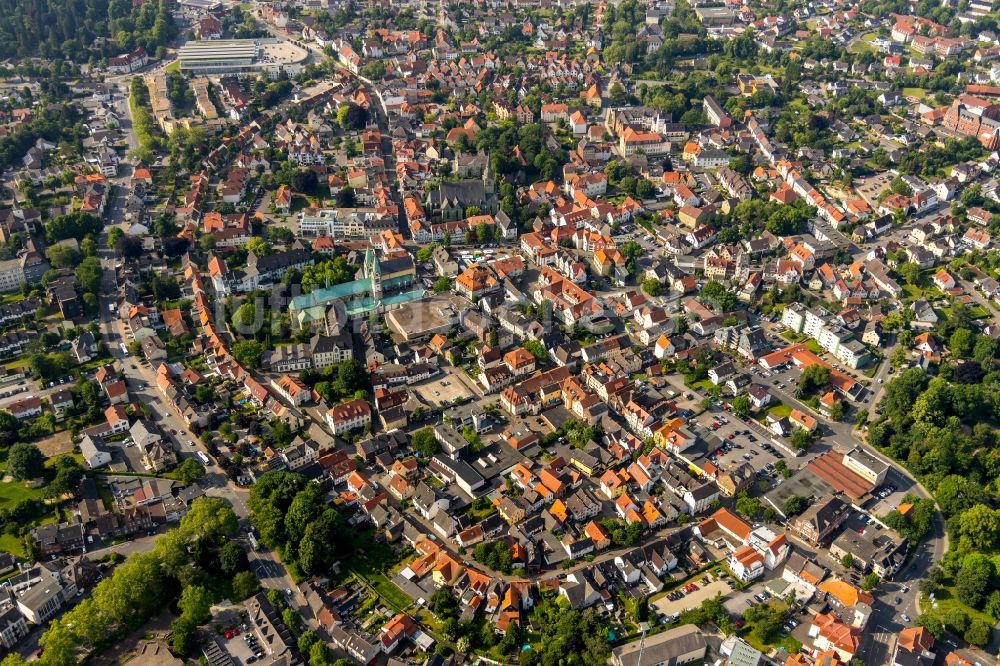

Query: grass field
[847,32,878,54]
[0,534,25,558]
[0,480,46,511]
[901,87,927,99]
[924,586,995,630]
[164,60,180,73]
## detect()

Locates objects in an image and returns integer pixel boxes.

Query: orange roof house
[898,626,934,654]
[818,579,874,608]
[696,507,752,548]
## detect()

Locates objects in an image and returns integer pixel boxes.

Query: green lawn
[901,87,927,99]
[767,402,792,419]
[742,629,802,655]
[164,60,180,73]
[0,481,46,511]
[805,340,824,355]
[685,378,714,392]
[968,304,990,319]
[923,586,995,630]
[464,504,496,522]
[902,284,926,302]
[848,41,875,54]
[366,572,413,612]
[780,330,805,344]
[0,534,25,558]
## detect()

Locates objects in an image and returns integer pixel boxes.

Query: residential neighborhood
[0,0,998,664]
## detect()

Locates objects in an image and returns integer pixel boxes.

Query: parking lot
[409,369,481,408]
[688,408,791,488]
[863,472,917,516]
[653,578,732,617]
[223,631,266,665]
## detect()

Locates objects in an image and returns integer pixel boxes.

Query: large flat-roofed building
[842,447,889,486]
[299,207,398,238]
[177,39,308,77]
[694,6,737,25]
[611,624,707,666]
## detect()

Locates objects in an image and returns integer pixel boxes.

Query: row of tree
[247,471,350,578]
[871,365,1000,644]
[3,498,245,666]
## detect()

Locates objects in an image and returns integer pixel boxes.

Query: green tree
[790,427,813,451]
[298,630,318,656]
[744,603,785,644]
[889,346,908,370]
[799,364,831,396]
[522,340,549,363]
[48,457,83,497]
[955,555,994,607]
[233,302,258,329]
[950,328,974,359]
[232,571,261,600]
[700,280,736,312]
[973,334,998,366]
[783,495,806,516]
[309,641,331,666]
[432,277,452,292]
[282,608,301,633]
[219,542,248,576]
[984,590,1000,621]
[45,244,81,268]
[731,395,751,417]
[7,443,44,481]
[244,236,271,257]
[735,494,759,519]
[232,340,264,368]
[337,103,368,130]
[171,617,195,655]
[411,428,439,457]
[965,619,993,646]
[178,585,212,625]
[917,613,945,639]
[45,212,103,243]
[107,227,123,249]
[75,256,102,294]
[172,459,205,485]
[959,505,1000,551]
